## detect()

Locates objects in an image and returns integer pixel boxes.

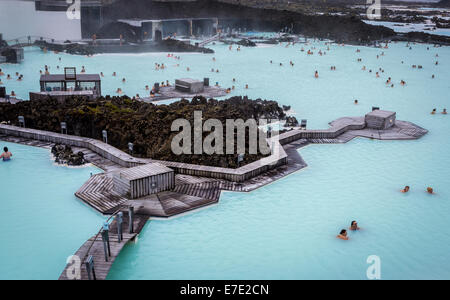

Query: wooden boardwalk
[0,113,430,280]
[59,212,149,280]
[0,134,125,172]
[76,174,128,214]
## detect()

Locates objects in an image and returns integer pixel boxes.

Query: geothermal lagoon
[1,38,450,280]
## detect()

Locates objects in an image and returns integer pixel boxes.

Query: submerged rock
[237,39,256,47]
[51,144,85,166]
[284,116,299,128]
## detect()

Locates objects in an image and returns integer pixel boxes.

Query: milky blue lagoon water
[1,39,450,279]
[0,142,104,279]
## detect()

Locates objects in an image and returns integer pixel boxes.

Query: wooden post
[85,255,96,280]
[128,143,134,155]
[128,206,134,234]
[18,116,25,128]
[237,154,244,168]
[116,212,123,243]
[61,122,67,134]
[101,222,111,262]
[102,130,108,144]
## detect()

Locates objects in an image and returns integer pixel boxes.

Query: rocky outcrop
[438,0,450,7]
[157,38,214,53]
[0,96,293,168]
[96,22,142,42]
[102,0,396,43]
[237,39,256,47]
[393,31,450,45]
[34,35,213,55]
[51,144,85,166]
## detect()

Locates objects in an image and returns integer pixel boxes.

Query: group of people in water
[337,221,360,241]
[0,69,20,97]
[431,108,447,115]
[401,185,436,194]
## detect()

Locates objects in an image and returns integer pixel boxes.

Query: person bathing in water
[401,186,410,193]
[349,221,360,231]
[337,229,349,240]
[1,147,12,161]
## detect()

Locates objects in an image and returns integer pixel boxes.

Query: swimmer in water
[401,186,410,193]
[1,147,12,161]
[349,221,360,231]
[354,99,358,105]
[7,74,11,80]
[442,109,447,115]
[100,72,104,77]
[116,88,123,94]
[122,78,126,83]
[112,72,117,77]
[11,91,16,97]
[432,74,435,79]
[431,108,437,115]
[337,229,349,240]
[245,84,248,89]
[81,66,86,73]
[427,187,435,194]
[314,71,319,78]
[0,69,4,76]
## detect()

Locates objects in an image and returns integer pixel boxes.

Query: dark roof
[40,74,101,82]
[366,110,396,118]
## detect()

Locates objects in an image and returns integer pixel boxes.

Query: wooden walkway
[76,174,128,214]
[0,134,125,172]
[59,212,149,280]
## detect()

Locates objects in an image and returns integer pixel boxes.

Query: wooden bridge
[59,209,149,280]
[198,34,221,47]
[4,36,58,48]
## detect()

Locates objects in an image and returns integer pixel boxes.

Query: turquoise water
[0,142,104,280]
[1,39,450,279]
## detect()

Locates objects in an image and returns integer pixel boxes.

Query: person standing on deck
[1,147,12,161]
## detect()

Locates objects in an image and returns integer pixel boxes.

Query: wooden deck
[76,174,128,214]
[0,133,125,172]
[59,212,149,280]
